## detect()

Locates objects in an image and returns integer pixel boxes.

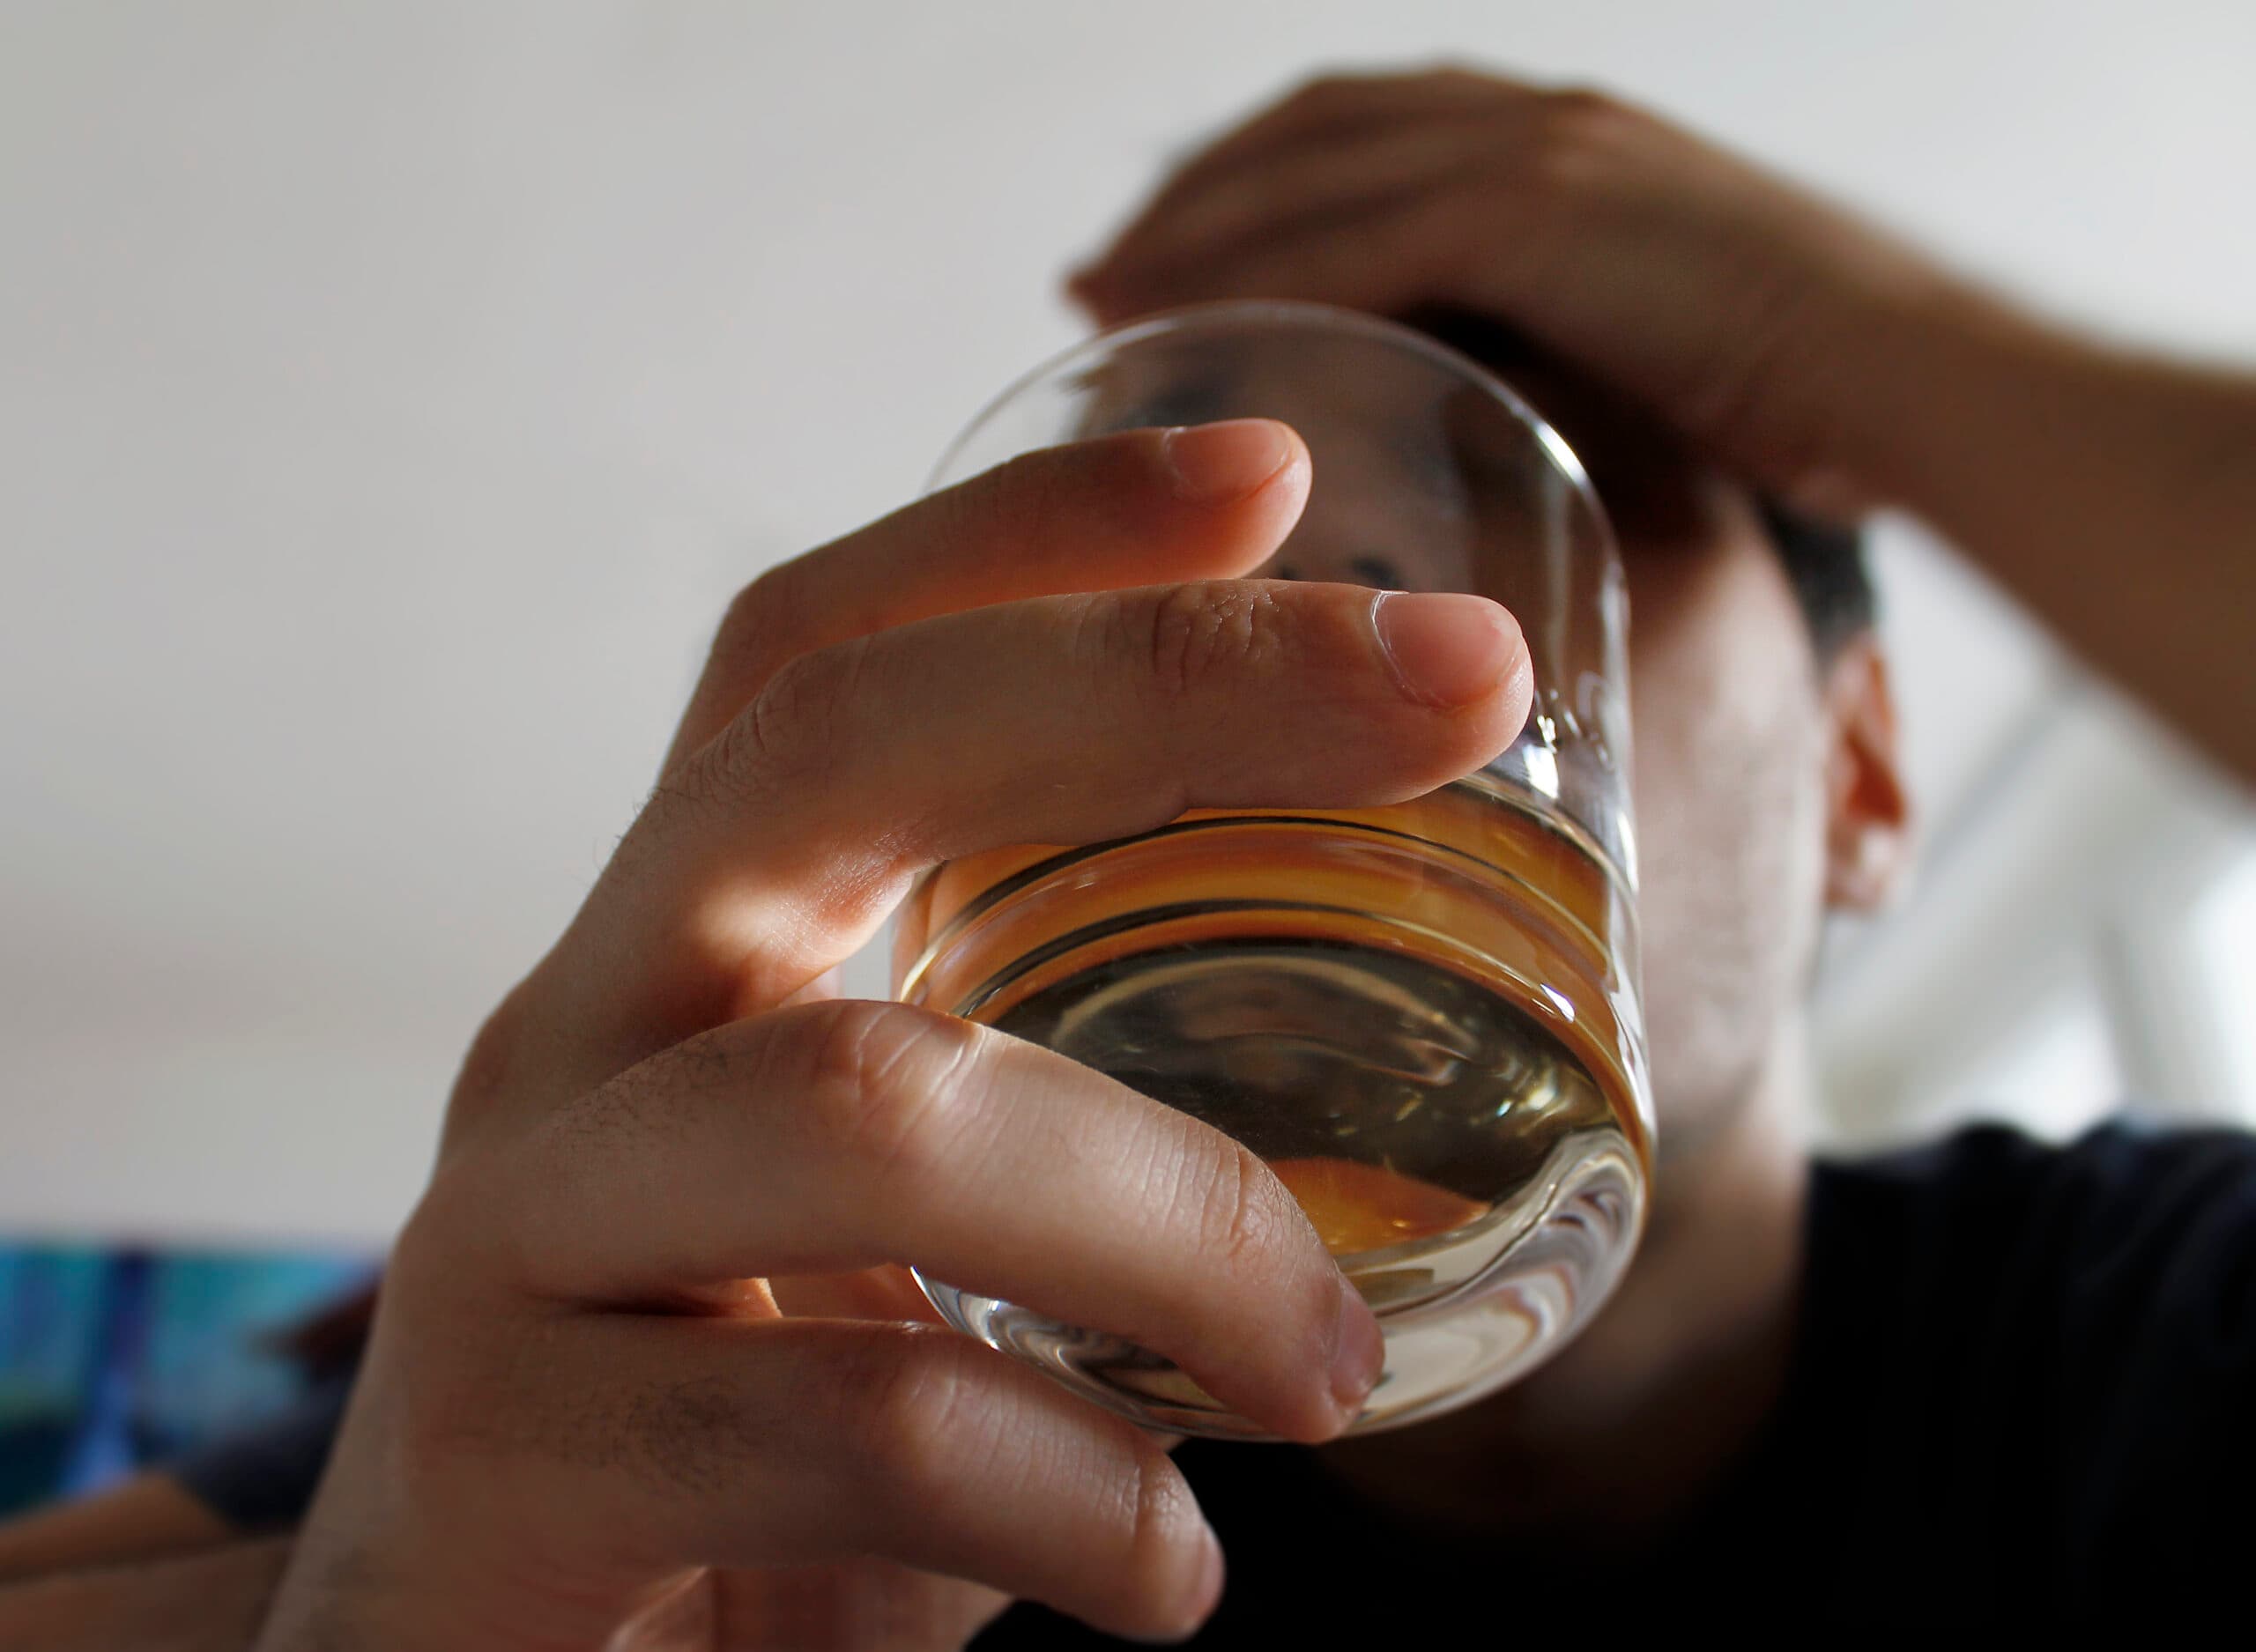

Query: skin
[4,63,2251,1650]
[1072,68,2256,783]
[1315,433,1859,1538]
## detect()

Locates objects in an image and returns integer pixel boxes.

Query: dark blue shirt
[174,1122,2256,1633]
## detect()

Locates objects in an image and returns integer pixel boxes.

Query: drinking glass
[891,301,1651,1437]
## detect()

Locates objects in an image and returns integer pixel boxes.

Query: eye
[1106,376,1232,432]
[1347,554,1409,589]
[1128,395,1217,427]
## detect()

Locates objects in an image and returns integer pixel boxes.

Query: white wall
[4,1,2252,1248]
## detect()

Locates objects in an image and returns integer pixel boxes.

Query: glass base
[916,1126,1641,1439]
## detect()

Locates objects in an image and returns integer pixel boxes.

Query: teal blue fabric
[0,1243,372,1516]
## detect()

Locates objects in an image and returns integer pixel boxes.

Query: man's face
[1605,462,1839,1153]
[1448,351,1862,1152]
[1086,330,1872,1148]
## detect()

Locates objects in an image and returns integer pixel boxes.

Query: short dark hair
[1401,305,1875,661]
[1757,497,1875,662]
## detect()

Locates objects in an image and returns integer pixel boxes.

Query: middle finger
[475,998,1384,1441]
[588,576,1529,1044]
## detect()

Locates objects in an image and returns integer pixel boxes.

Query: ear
[1821,633,1913,911]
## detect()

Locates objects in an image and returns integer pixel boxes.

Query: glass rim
[927,298,1609,528]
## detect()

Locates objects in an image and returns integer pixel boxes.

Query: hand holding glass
[892,303,1652,1437]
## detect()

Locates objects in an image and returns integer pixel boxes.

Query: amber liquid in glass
[892,773,1650,1436]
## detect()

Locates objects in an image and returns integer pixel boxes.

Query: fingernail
[1372,591,1520,708]
[1329,1274,1385,1422]
[1160,419,1295,505]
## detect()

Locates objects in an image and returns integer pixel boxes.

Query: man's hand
[251,420,1533,1649]
[1071,67,1948,516]
[1076,67,2256,784]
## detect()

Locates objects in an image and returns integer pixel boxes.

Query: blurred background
[3,0,2252,1499]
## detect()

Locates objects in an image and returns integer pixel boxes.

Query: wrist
[1802,261,2076,519]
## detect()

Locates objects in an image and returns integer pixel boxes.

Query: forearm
[0,1537,288,1652]
[1834,284,2256,782]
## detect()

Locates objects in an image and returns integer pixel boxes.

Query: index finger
[661,419,1310,773]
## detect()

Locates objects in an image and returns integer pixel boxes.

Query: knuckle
[1530,85,1638,167]
[1188,1138,1289,1274]
[789,999,988,1182]
[1120,1448,1207,1625]
[1512,90,1628,207]
[449,984,531,1115]
[1421,59,1499,90]
[390,1172,472,1295]
[1128,581,1288,700]
[396,1141,539,1301]
[1282,70,1359,112]
[718,635,868,799]
[840,1330,985,1499]
[712,565,799,683]
[1280,67,1404,118]
[1540,82,1620,123]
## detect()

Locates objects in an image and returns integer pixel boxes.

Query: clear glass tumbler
[891,301,1651,1437]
